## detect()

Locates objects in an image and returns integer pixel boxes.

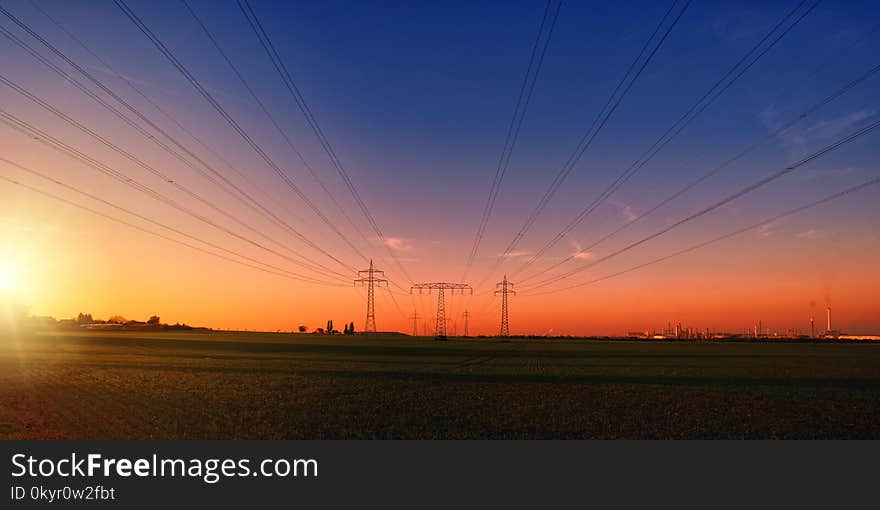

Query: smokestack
[810,317,814,338]
[826,307,831,333]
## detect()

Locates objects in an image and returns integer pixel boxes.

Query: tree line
[298,320,357,335]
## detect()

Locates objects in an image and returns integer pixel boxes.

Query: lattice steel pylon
[431,317,449,336]
[495,275,515,337]
[463,310,472,337]
[411,283,473,338]
[409,311,420,337]
[354,260,387,333]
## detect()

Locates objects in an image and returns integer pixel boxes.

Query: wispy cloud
[499,250,529,258]
[760,108,876,154]
[384,236,413,251]
[759,106,807,149]
[570,241,592,260]
[806,109,875,139]
[796,229,825,240]
[757,223,777,238]
[608,198,638,222]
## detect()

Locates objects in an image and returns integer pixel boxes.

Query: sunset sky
[1,0,878,335]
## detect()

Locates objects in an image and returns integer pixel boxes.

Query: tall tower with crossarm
[354,260,387,333]
[411,283,473,339]
[495,275,515,337]
[409,310,420,337]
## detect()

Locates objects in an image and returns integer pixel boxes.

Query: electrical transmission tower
[411,283,473,338]
[432,317,450,336]
[463,310,472,337]
[409,311,421,337]
[354,260,387,333]
[495,275,515,337]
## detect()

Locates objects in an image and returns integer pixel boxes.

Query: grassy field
[1,330,879,439]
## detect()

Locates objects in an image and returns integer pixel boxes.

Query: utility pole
[354,260,387,333]
[409,311,420,337]
[495,275,515,337]
[411,283,473,339]
[463,310,472,337]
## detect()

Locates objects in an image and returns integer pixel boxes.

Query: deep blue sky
[89,0,879,240]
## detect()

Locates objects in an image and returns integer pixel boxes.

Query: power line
[177,0,378,261]
[182,0,411,296]
[510,0,821,279]
[0,110,352,284]
[522,115,880,293]
[0,73,349,279]
[0,12,355,277]
[112,0,371,266]
[522,176,880,296]
[519,58,880,284]
[1,157,345,286]
[0,170,348,287]
[236,0,415,285]
[0,7,281,228]
[473,0,691,290]
[462,0,561,281]
[381,286,409,324]
[20,0,334,262]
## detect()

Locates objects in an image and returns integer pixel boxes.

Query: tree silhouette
[147,315,160,325]
[298,325,307,333]
[349,321,355,334]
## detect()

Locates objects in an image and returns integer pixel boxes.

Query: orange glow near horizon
[2,188,878,336]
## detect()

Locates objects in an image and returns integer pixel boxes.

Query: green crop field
[1,330,878,439]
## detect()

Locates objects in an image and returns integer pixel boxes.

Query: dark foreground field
[1,330,879,439]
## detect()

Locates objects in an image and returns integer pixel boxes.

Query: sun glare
[0,265,16,293]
